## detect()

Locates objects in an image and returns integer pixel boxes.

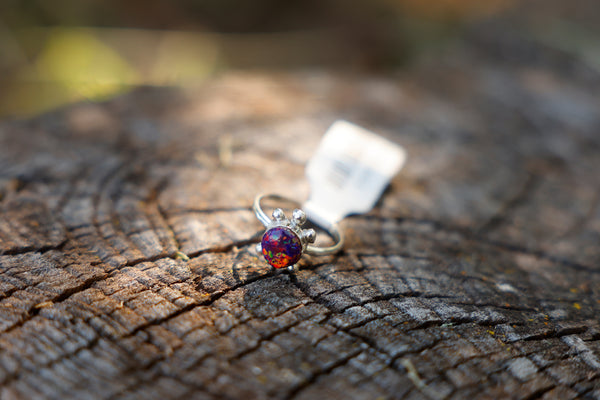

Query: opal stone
[261,226,303,268]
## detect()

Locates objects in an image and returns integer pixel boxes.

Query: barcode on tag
[304,120,407,228]
[328,155,357,188]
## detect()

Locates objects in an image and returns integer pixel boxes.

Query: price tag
[304,120,407,228]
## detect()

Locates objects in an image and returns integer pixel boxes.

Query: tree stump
[1,23,600,400]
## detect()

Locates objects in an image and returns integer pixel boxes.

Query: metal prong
[272,208,285,221]
[255,243,262,253]
[302,228,316,243]
[292,209,307,225]
[287,265,295,272]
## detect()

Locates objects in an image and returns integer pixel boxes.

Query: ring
[253,194,344,269]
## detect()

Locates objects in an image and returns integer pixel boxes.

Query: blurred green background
[1,0,598,118]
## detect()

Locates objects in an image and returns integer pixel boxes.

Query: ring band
[253,194,344,269]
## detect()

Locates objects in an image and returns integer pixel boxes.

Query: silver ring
[253,194,344,269]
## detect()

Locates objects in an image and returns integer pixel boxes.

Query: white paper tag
[304,120,407,228]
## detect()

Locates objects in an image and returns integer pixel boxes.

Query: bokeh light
[2,0,597,117]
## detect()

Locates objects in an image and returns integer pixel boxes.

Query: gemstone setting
[261,226,303,269]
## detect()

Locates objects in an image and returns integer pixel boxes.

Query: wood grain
[1,23,599,400]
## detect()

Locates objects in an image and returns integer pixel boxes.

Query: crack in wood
[0,238,68,256]
[285,349,364,400]
[477,173,540,234]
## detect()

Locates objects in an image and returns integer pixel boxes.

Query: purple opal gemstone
[261,226,302,268]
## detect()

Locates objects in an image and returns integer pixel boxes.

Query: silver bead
[292,209,307,225]
[272,208,285,221]
[255,243,262,253]
[302,228,316,243]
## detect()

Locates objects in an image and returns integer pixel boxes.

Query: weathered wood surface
[1,24,600,400]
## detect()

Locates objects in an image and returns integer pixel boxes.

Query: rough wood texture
[1,23,600,400]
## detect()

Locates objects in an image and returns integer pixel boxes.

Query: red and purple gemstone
[261,226,303,268]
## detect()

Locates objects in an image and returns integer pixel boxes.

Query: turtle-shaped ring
[253,194,344,270]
